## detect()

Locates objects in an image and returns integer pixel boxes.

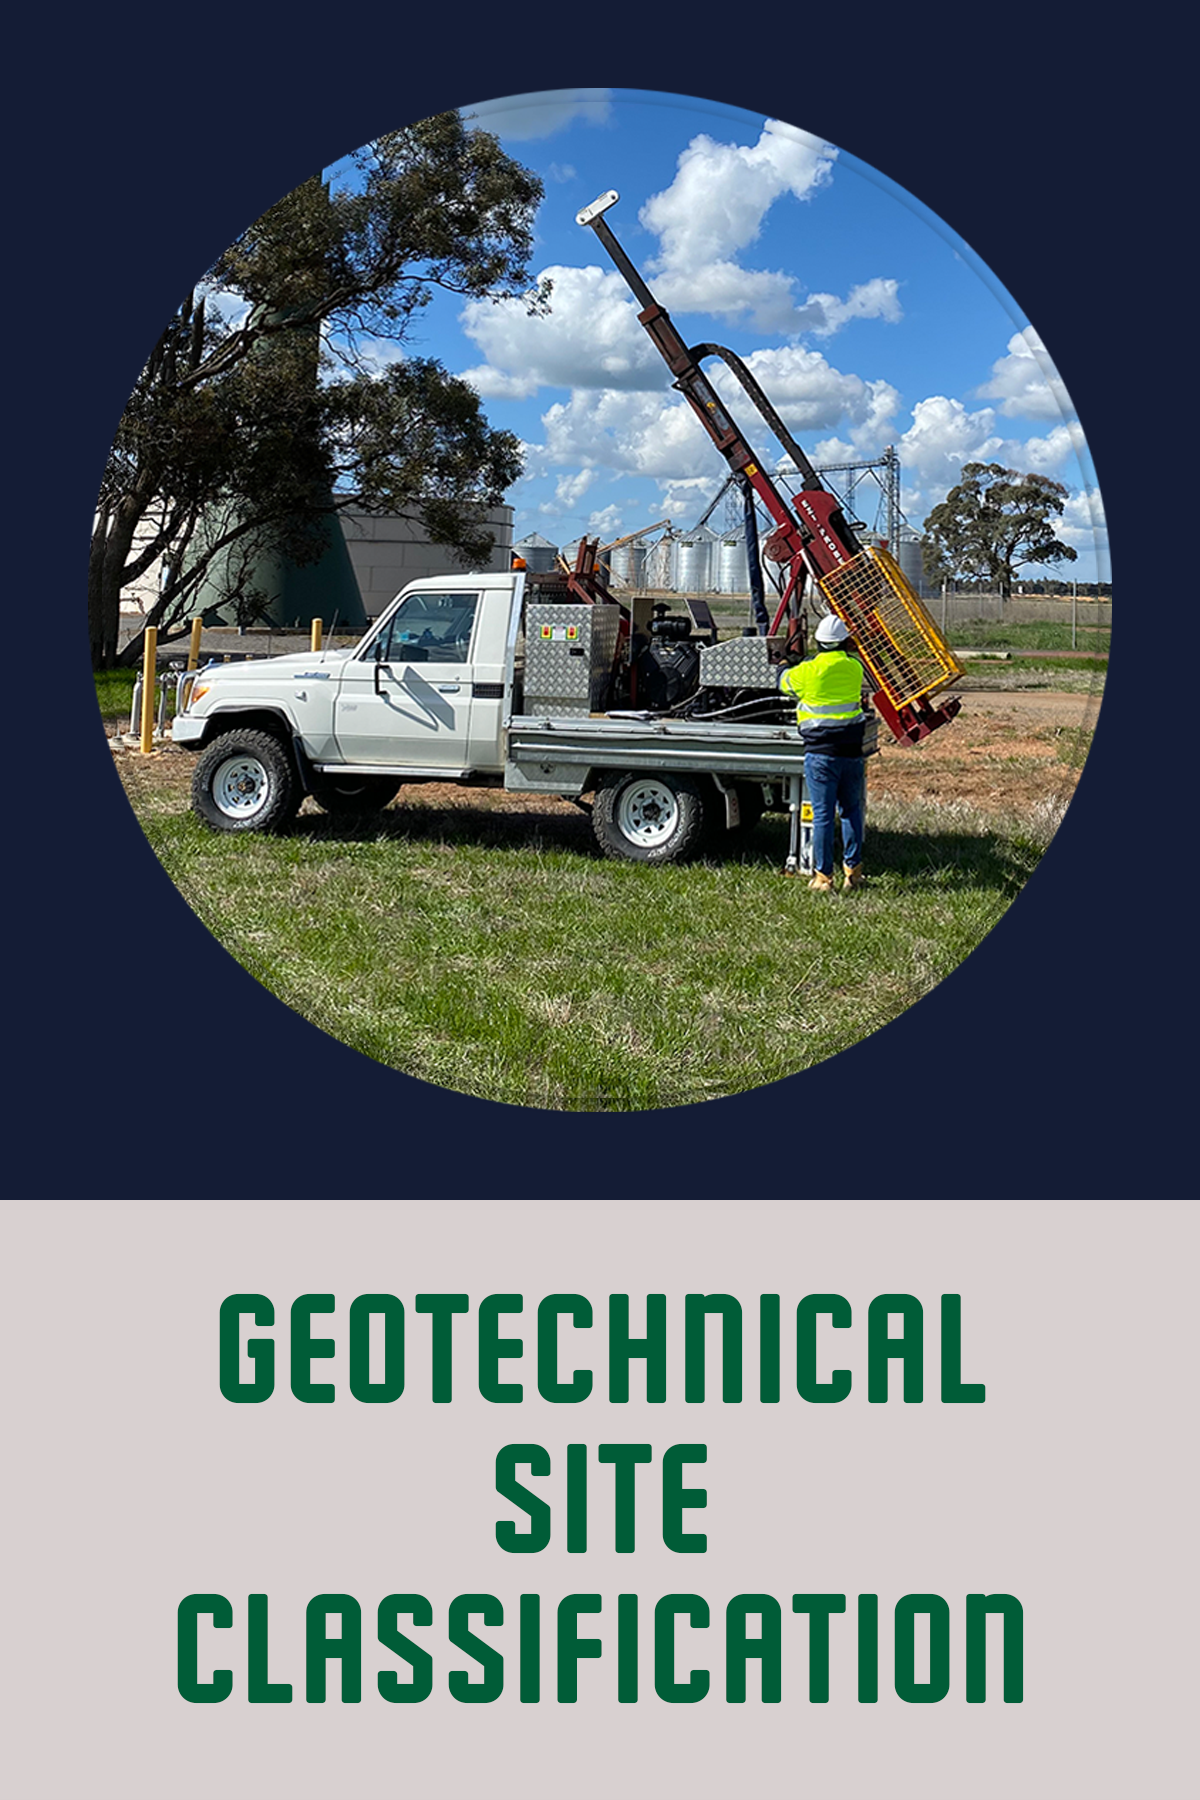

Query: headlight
[185,681,211,711]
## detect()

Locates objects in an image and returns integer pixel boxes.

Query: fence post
[1072,582,1077,650]
[140,628,158,754]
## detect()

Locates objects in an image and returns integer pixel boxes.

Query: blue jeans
[805,753,865,875]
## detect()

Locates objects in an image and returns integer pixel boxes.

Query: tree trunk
[90,494,147,667]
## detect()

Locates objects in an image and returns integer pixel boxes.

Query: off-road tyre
[192,728,301,834]
[591,771,709,864]
[310,774,402,816]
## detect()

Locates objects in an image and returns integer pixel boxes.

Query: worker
[778,613,868,892]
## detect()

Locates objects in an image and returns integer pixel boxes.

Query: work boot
[807,871,835,893]
[843,863,864,892]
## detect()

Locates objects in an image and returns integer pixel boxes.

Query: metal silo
[607,540,648,588]
[673,525,717,592]
[716,531,750,593]
[513,532,559,573]
[560,537,585,574]
[896,530,927,598]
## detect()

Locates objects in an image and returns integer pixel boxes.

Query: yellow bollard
[187,617,203,671]
[310,617,323,653]
[140,628,158,753]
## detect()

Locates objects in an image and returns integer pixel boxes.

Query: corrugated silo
[896,530,928,598]
[716,531,750,593]
[673,525,717,592]
[607,540,648,588]
[513,532,560,573]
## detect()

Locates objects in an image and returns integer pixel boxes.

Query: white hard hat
[815,614,851,647]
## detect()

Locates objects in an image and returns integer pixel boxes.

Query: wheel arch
[193,708,312,790]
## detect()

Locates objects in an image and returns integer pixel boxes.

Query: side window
[369,592,480,665]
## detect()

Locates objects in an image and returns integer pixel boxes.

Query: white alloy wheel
[212,753,272,820]
[616,778,681,848]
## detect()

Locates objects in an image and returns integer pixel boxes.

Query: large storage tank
[715,531,750,593]
[672,525,717,592]
[896,529,928,598]
[645,536,675,590]
[606,540,648,588]
[512,531,559,573]
[560,537,585,573]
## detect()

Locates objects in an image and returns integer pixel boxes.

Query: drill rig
[576,190,962,746]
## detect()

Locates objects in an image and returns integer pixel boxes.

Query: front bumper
[171,714,204,746]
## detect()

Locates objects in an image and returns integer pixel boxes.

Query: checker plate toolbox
[524,603,623,717]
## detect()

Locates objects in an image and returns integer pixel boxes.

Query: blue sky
[328,88,1107,583]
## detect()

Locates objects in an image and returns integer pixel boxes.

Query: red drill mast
[577,190,961,744]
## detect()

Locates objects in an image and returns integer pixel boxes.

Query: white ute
[173,570,873,867]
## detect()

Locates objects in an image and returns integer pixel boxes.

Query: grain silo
[896,529,928,598]
[672,524,717,593]
[513,532,560,573]
[715,530,750,594]
[606,540,648,588]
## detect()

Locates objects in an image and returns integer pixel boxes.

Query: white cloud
[518,341,902,505]
[459,264,659,397]
[711,345,901,442]
[639,119,835,270]
[976,328,1075,422]
[899,396,1004,497]
[554,468,597,511]
[637,120,900,336]
[584,503,624,539]
[463,89,613,141]
[898,396,1086,522]
[654,475,726,523]
[1056,487,1107,550]
[460,117,902,402]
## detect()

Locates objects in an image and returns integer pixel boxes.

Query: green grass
[124,770,1049,1111]
[94,668,138,722]
[949,621,1110,653]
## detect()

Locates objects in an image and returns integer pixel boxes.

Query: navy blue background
[6,11,1185,1198]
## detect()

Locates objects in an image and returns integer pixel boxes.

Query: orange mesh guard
[817,546,962,710]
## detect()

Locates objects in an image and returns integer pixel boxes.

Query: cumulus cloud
[897,395,1085,520]
[639,119,835,269]
[711,345,901,442]
[459,117,903,402]
[976,328,1075,421]
[1057,490,1109,576]
[638,121,900,335]
[584,503,624,539]
[525,340,898,489]
[554,468,597,511]
[459,265,659,398]
[463,89,613,140]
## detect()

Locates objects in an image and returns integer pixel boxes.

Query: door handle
[435,683,461,693]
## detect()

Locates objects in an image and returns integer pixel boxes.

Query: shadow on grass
[289,799,1036,895]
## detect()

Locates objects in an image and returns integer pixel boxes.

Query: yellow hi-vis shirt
[779,649,866,729]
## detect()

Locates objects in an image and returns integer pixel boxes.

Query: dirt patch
[868,689,1096,813]
[112,684,1099,826]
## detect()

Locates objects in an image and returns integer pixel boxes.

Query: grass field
[98,607,1099,1111]
[948,620,1110,653]
[113,719,1074,1110]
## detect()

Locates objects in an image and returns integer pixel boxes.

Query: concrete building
[118,503,514,627]
[339,505,514,619]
